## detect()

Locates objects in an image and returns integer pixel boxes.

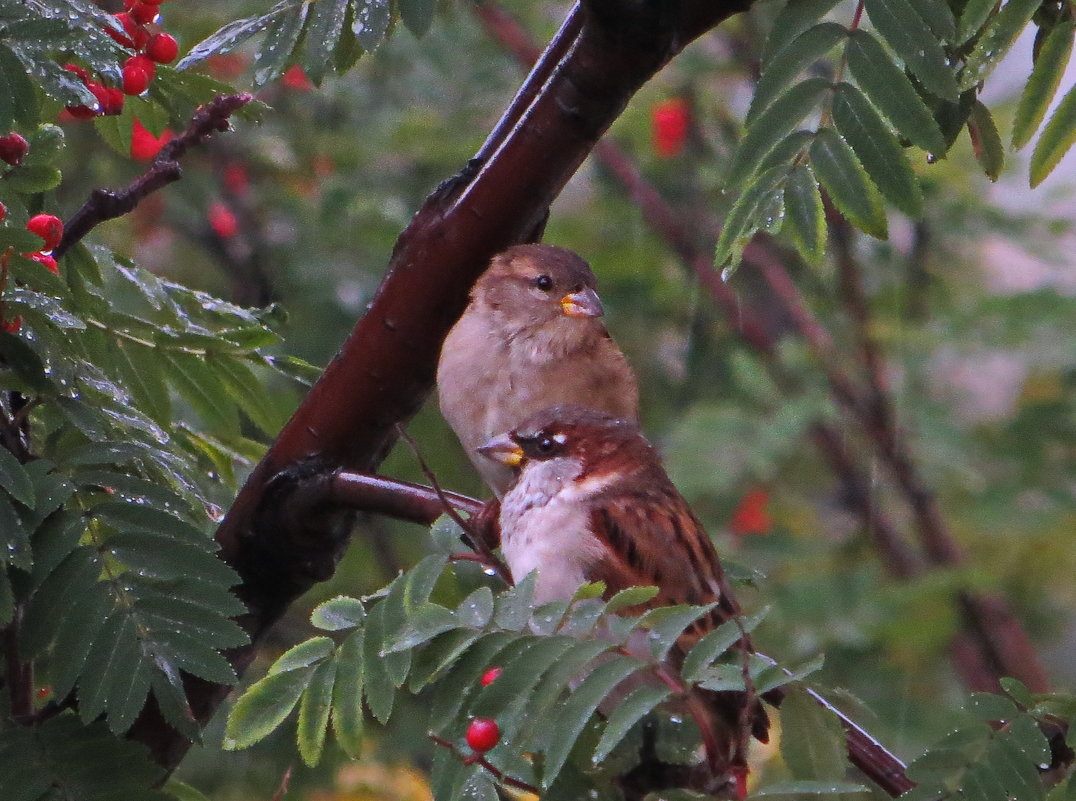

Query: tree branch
[55,94,252,260]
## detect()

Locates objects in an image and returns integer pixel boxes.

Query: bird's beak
[560,287,604,318]
[477,434,525,467]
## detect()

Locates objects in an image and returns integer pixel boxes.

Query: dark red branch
[54,94,252,260]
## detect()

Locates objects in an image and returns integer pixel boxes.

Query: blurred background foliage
[29,0,1076,797]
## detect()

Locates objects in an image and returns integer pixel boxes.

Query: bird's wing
[585,485,745,652]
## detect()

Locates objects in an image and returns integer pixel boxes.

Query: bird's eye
[532,274,553,292]
[536,436,556,453]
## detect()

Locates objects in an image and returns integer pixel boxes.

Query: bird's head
[473,244,605,331]
[477,404,650,490]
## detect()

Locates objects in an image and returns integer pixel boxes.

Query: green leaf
[715,165,789,271]
[472,637,578,733]
[809,127,888,238]
[1030,81,1076,187]
[428,632,516,732]
[298,658,337,766]
[302,0,349,83]
[270,636,335,674]
[312,595,365,630]
[956,0,998,44]
[493,571,535,630]
[3,164,62,194]
[681,610,766,683]
[253,1,310,87]
[409,629,484,692]
[967,100,1005,181]
[591,685,671,763]
[779,687,848,780]
[0,44,38,130]
[641,603,718,661]
[763,0,843,60]
[225,666,316,750]
[905,0,956,40]
[999,677,1032,708]
[832,82,922,216]
[863,0,960,101]
[784,165,827,265]
[752,780,870,796]
[331,630,365,758]
[384,603,458,652]
[748,23,847,126]
[541,655,646,788]
[162,351,241,439]
[179,0,302,69]
[362,601,395,723]
[959,0,1041,90]
[0,446,34,508]
[726,77,831,187]
[604,585,659,613]
[207,355,280,435]
[353,0,392,51]
[1005,713,1051,766]
[398,0,435,38]
[0,494,30,570]
[966,691,1017,721]
[78,611,153,732]
[456,586,495,628]
[1012,21,1075,150]
[845,29,947,154]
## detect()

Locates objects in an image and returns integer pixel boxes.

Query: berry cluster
[64,0,178,119]
[461,666,503,757]
[1,212,64,333]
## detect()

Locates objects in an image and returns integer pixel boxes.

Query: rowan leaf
[1012,20,1074,150]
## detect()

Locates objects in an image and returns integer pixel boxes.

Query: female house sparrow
[437,244,639,497]
[478,404,769,771]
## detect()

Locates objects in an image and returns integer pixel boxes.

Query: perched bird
[437,244,639,497]
[478,404,769,776]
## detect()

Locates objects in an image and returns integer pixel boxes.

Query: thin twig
[54,93,253,260]
[428,733,540,794]
[394,424,511,584]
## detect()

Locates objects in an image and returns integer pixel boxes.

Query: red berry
[2,316,23,334]
[0,202,6,222]
[129,1,159,25]
[146,32,178,64]
[651,98,691,159]
[480,667,502,687]
[729,488,772,537]
[63,104,97,120]
[62,63,91,81]
[26,214,64,251]
[122,57,153,95]
[207,201,239,239]
[0,132,29,166]
[103,86,125,115]
[222,162,250,195]
[465,718,500,753]
[114,12,149,50]
[281,64,312,91]
[28,252,59,274]
[130,118,172,161]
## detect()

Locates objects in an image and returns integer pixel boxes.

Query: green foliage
[718,0,1076,270]
[179,0,402,87]
[224,545,831,796]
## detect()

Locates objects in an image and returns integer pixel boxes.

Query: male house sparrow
[478,404,768,773]
[437,244,639,497]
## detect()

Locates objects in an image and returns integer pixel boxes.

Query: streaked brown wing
[585,481,745,654]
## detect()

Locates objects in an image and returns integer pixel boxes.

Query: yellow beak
[560,287,604,318]
[476,434,524,467]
